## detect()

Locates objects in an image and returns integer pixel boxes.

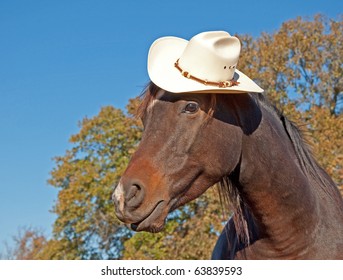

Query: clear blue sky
[0,0,342,256]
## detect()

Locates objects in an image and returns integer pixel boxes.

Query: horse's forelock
[136,82,218,120]
[136,82,160,119]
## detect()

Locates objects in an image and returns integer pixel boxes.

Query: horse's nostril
[126,184,141,202]
[124,183,145,210]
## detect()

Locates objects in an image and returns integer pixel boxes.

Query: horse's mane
[253,92,338,196]
[219,92,340,248]
[137,82,339,250]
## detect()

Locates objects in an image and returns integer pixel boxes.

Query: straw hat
[147,31,263,94]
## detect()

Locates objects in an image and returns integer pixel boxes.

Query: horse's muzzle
[112,179,146,223]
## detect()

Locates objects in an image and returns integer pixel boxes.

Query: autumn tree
[9,227,48,260]
[12,14,342,260]
[42,103,142,259]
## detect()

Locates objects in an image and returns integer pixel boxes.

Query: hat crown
[178,31,241,82]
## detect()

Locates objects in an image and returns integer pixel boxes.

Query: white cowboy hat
[147,31,263,94]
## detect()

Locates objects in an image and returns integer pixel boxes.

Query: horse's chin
[130,200,167,233]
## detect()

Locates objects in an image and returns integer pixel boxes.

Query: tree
[11,14,342,259]
[306,106,342,192]
[239,15,342,116]
[10,227,47,260]
[45,102,142,259]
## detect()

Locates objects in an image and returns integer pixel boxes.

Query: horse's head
[112,83,259,232]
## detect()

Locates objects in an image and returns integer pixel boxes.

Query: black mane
[252,93,338,198]
[218,92,340,251]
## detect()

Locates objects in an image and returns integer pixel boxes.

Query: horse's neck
[237,106,319,254]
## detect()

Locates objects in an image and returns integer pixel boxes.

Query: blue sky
[0,0,342,256]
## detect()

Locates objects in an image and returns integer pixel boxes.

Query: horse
[112,82,343,259]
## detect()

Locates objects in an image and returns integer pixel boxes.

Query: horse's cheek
[198,124,242,177]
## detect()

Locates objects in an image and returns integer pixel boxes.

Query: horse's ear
[230,94,262,135]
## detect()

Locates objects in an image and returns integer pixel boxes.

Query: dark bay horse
[113,82,343,259]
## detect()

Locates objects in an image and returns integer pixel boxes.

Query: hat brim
[147,36,264,94]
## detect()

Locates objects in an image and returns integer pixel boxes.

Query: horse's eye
[183,102,199,114]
